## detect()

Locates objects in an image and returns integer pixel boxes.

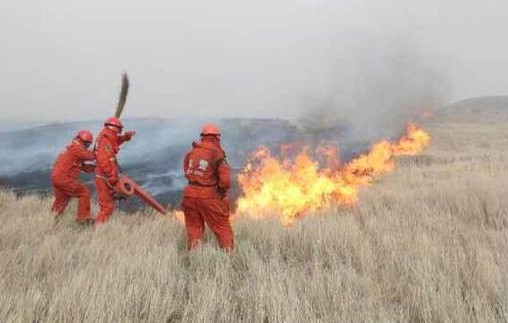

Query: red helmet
[104,117,123,129]
[76,130,93,144]
[200,123,221,136]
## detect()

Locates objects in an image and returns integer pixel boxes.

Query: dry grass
[1,114,508,323]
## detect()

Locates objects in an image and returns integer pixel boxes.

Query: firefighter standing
[94,117,135,226]
[181,123,234,251]
[51,130,96,224]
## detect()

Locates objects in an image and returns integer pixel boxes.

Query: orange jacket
[51,139,95,182]
[94,128,131,183]
[183,138,231,199]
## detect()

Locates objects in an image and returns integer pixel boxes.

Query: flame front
[236,123,431,224]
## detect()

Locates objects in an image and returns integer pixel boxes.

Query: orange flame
[236,123,430,224]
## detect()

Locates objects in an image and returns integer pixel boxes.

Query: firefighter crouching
[181,123,234,252]
[51,130,96,224]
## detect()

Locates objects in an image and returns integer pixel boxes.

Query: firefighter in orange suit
[94,117,135,226]
[181,123,234,251]
[51,130,95,223]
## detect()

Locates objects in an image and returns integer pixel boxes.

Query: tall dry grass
[1,114,507,323]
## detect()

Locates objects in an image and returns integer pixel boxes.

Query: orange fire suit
[181,138,233,251]
[51,139,95,221]
[94,128,133,225]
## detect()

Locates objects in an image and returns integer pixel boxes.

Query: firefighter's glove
[108,177,119,187]
[218,187,227,199]
[124,131,136,141]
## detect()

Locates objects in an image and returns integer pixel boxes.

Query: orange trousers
[51,178,91,221]
[181,197,234,251]
[95,177,116,225]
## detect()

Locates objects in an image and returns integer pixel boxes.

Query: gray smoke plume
[295,33,450,143]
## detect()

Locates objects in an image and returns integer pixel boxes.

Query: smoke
[1,0,455,189]
[295,33,450,143]
[0,118,300,196]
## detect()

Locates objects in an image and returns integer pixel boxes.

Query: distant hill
[0,118,300,176]
[0,119,52,132]
[442,95,508,118]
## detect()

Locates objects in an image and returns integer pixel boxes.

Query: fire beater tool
[108,73,167,215]
[115,73,129,118]
[114,176,168,215]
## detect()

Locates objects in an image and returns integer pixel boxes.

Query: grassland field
[0,110,507,323]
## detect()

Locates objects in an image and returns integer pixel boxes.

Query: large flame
[236,123,430,224]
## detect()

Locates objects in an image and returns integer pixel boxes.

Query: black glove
[218,187,227,198]
[108,177,119,188]
[124,130,136,141]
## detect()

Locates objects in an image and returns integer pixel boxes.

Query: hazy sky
[1,0,507,121]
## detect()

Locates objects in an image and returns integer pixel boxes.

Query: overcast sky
[1,0,507,122]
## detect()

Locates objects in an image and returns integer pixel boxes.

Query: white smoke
[295,33,450,142]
